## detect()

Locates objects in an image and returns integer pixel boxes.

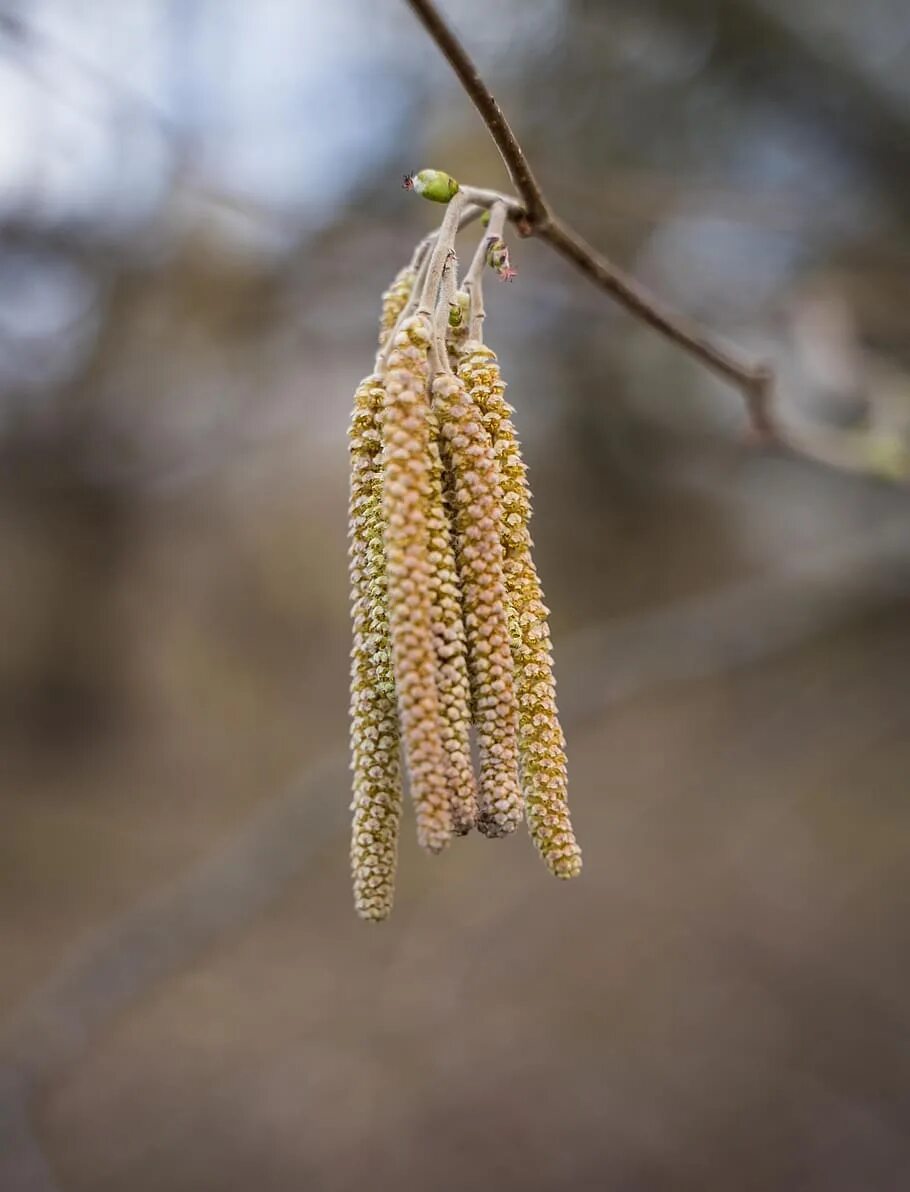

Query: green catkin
[382,316,454,853]
[348,375,403,920]
[458,343,582,878]
[378,266,416,348]
[432,370,523,838]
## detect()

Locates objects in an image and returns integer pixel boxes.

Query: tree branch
[540,215,774,410]
[404,0,550,227]
[403,0,775,436]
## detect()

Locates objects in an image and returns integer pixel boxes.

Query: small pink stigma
[402,173,415,191]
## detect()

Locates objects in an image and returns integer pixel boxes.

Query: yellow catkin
[432,370,523,837]
[348,375,403,919]
[426,420,478,834]
[458,343,582,878]
[378,266,416,348]
[382,316,453,853]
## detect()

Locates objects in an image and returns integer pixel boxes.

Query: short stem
[377,200,484,374]
[409,236,432,273]
[411,202,485,269]
[433,250,459,374]
[459,185,523,215]
[418,190,468,316]
[456,203,486,233]
[464,200,507,342]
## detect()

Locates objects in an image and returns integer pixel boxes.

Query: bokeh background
[2,1,910,1189]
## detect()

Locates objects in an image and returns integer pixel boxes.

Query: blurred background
[2,1,910,1188]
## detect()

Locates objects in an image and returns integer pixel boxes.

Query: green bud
[447,290,470,329]
[411,168,460,204]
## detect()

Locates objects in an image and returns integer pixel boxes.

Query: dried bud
[348,375,403,919]
[432,371,522,837]
[382,316,453,852]
[458,343,582,879]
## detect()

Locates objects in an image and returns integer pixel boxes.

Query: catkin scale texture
[348,375,403,920]
[381,316,454,853]
[458,343,582,878]
[378,266,415,349]
[432,371,523,837]
[426,419,478,834]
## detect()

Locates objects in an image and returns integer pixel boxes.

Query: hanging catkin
[381,315,453,853]
[458,343,582,877]
[348,375,403,919]
[432,370,523,838]
[426,417,478,834]
[347,174,583,919]
[378,266,415,348]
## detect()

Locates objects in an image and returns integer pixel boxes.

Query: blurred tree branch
[646,0,910,208]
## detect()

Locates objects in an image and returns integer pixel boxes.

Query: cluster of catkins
[348,177,581,920]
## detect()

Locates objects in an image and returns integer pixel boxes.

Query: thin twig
[418,190,467,315]
[464,201,507,341]
[433,249,459,373]
[411,201,485,269]
[379,197,482,373]
[541,215,774,407]
[409,235,434,273]
[404,0,549,226]
[403,0,775,436]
